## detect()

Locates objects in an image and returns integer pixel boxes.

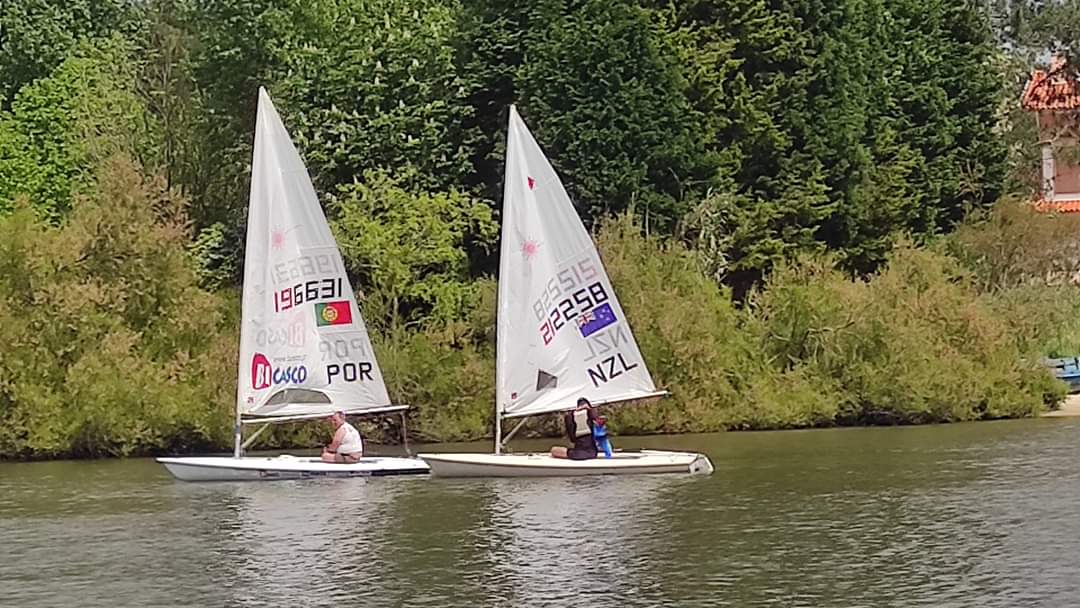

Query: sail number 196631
[274,278,343,312]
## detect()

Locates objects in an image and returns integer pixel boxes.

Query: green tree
[668,0,1005,289]
[884,0,1006,235]
[660,0,863,290]
[0,36,161,219]
[516,0,716,230]
[331,170,497,329]
[457,0,717,231]
[136,0,202,195]
[176,0,290,268]
[272,0,478,194]
[0,0,135,105]
[182,0,483,284]
[453,0,528,203]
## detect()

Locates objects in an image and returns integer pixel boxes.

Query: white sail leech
[236,88,392,421]
[496,106,659,420]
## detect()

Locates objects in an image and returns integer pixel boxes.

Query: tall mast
[233,410,242,458]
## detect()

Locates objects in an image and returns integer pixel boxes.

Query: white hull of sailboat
[418,450,713,478]
[156,455,429,482]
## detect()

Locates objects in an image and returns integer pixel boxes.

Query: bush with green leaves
[946,201,1080,359]
[0,157,235,459]
[331,170,497,330]
[590,216,1061,434]
[0,36,161,220]
[748,243,1061,425]
[594,214,773,433]
[401,215,1065,442]
[375,324,495,443]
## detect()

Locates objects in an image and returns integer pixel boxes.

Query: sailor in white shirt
[321,411,364,463]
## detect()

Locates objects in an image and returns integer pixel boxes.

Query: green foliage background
[0,0,1075,458]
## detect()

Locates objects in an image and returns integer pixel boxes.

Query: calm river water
[3,419,1080,607]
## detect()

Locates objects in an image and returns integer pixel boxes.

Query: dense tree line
[1,0,1006,297]
[0,0,1075,458]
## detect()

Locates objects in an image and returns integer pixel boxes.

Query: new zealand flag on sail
[578,303,617,338]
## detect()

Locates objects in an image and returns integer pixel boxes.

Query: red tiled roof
[1033,198,1080,213]
[1022,67,1080,110]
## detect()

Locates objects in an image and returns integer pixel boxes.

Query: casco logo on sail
[250,353,308,390]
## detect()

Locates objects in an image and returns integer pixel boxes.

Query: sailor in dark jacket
[550,397,599,460]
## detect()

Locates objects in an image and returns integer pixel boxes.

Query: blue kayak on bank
[1044,357,1080,393]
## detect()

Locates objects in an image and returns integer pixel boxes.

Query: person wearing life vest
[550,397,600,460]
[321,411,364,463]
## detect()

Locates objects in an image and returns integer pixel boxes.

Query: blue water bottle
[593,416,613,458]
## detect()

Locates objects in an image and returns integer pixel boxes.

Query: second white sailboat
[420,106,713,477]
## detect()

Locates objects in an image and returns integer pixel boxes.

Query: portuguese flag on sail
[315,301,352,327]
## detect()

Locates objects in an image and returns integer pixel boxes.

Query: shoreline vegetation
[2,1,1079,460]
[1042,394,1080,417]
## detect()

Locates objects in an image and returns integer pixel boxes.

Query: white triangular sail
[236,88,392,421]
[497,106,661,420]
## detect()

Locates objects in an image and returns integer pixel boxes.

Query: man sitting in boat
[321,411,364,463]
[550,397,599,460]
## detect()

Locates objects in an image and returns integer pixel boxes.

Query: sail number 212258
[533,257,608,345]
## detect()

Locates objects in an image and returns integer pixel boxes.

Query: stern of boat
[689,453,714,475]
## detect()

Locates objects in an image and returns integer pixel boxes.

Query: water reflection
[198,478,406,607]
[5,420,1080,607]
[482,475,677,606]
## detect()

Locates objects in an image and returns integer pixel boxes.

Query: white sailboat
[158,88,429,481]
[419,106,713,477]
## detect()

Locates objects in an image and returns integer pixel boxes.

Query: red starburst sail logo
[521,239,540,260]
[270,225,300,251]
[271,230,286,250]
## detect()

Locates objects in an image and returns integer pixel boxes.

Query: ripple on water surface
[3,420,1080,607]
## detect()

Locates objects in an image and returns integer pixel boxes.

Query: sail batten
[241,405,409,426]
[496,106,659,420]
[236,88,392,419]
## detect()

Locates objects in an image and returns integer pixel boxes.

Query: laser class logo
[315,301,353,327]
